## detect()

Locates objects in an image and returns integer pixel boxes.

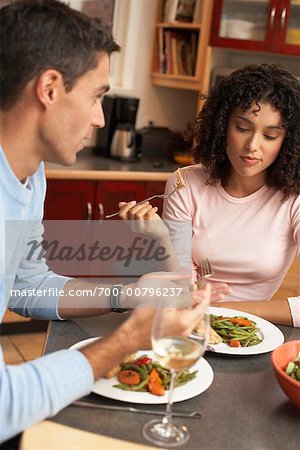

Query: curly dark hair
[0,0,120,111]
[189,63,300,199]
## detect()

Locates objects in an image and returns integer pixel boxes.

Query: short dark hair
[0,0,120,110]
[189,63,300,199]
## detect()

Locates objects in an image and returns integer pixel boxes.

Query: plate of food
[191,306,284,355]
[69,337,214,404]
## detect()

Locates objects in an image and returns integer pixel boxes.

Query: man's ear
[35,70,64,107]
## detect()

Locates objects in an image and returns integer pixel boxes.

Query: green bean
[140,364,149,374]
[121,363,147,376]
[210,314,261,347]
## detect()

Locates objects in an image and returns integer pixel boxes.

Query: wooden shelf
[151,0,214,112]
[156,22,202,30]
[151,72,202,90]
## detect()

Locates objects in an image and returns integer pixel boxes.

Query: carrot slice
[148,381,165,396]
[118,370,140,385]
[229,318,253,327]
[149,368,162,384]
[230,339,241,347]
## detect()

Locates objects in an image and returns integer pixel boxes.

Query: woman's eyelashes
[236,124,278,141]
[263,134,277,141]
[236,124,249,133]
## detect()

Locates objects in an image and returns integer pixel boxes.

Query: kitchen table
[43,313,300,450]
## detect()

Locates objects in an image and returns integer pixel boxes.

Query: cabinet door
[210,0,276,52]
[95,181,147,219]
[44,180,97,220]
[274,0,300,55]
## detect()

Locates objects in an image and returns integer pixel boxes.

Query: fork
[105,187,178,219]
[197,258,212,289]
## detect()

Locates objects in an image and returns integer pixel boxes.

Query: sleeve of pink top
[287,297,300,328]
[162,171,197,281]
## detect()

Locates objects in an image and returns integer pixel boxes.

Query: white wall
[110,0,199,132]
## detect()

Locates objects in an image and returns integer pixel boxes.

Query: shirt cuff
[287,296,300,328]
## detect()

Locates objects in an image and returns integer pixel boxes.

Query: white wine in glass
[142,304,209,447]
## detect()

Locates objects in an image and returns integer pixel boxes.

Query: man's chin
[57,153,78,167]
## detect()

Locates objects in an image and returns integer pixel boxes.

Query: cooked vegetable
[229,317,253,327]
[148,369,165,396]
[114,363,149,392]
[285,351,300,382]
[149,368,162,384]
[118,370,140,385]
[133,355,152,366]
[113,356,197,396]
[148,381,165,396]
[210,314,262,347]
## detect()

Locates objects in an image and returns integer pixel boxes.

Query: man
[0,0,210,443]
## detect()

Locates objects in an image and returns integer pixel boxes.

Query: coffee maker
[95,95,140,161]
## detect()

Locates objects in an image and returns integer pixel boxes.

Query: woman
[119,64,299,326]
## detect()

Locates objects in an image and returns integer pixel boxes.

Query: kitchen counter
[45,148,178,181]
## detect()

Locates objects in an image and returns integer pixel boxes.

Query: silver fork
[105,187,178,219]
[197,258,212,289]
[193,257,214,350]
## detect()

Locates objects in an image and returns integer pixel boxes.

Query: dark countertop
[45,314,300,450]
[45,148,178,181]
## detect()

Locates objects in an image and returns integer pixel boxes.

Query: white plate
[191,306,284,355]
[69,337,214,404]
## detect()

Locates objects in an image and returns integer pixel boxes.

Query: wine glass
[142,286,210,447]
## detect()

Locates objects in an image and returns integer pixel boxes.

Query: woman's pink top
[163,165,299,308]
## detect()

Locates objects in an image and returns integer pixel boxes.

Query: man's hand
[79,282,211,380]
[121,282,211,350]
[121,271,195,309]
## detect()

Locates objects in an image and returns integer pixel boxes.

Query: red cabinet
[210,0,300,55]
[44,179,166,220]
[95,181,146,219]
[45,180,96,220]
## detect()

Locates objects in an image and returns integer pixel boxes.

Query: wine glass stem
[162,369,176,427]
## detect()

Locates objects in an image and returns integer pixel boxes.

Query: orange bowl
[271,340,300,410]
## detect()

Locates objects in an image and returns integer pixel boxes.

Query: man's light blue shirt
[0,145,94,442]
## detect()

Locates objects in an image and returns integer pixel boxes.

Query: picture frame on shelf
[175,0,196,23]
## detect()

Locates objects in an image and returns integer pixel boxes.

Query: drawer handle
[270,7,276,31]
[281,8,286,30]
[87,202,92,220]
[98,203,104,220]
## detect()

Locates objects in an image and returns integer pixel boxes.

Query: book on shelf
[156,29,198,76]
[162,0,179,22]
[192,0,202,23]
[161,0,202,24]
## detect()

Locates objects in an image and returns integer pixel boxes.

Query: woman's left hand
[210,282,231,303]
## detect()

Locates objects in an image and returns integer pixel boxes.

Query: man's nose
[91,101,105,129]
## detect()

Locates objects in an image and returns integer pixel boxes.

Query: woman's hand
[117,201,169,238]
[192,281,231,303]
[210,282,231,303]
[118,201,159,220]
